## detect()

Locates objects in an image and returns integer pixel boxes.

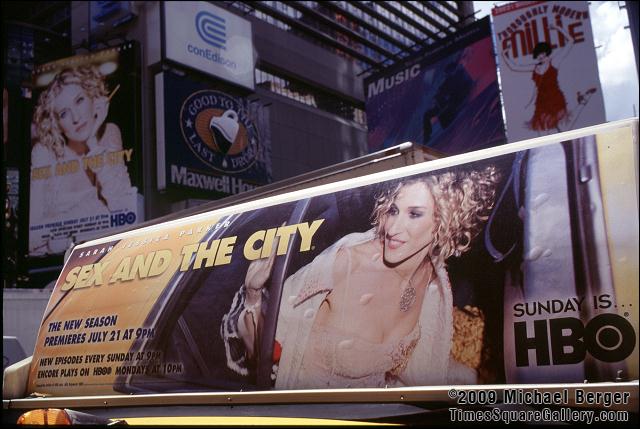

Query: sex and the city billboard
[28,43,142,257]
[365,17,506,155]
[27,120,638,396]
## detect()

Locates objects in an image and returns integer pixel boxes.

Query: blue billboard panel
[365,17,506,155]
[155,70,271,198]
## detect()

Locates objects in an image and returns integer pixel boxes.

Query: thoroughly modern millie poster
[492,1,606,142]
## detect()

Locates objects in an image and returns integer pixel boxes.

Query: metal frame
[4,381,638,410]
[320,1,414,50]
[420,0,462,28]
[404,1,456,36]
[344,1,426,45]
[238,1,377,66]
[229,1,469,71]
[376,1,442,41]
[283,1,399,60]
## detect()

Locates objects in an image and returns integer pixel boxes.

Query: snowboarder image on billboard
[501,24,596,135]
[422,61,473,145]
[221,166,501,389]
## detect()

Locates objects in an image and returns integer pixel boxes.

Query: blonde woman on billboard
[29,66,136,254]
[222,166,500,388]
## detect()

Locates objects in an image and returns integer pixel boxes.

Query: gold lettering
[275,225,298,255]
[244,230,266,261]
[110,257,132,283]
[91,261,110,286]
[148,250,172,277]
[180,244,199,271]
[194,240,221,269]
[75,264,94,289]
[298,219,325,252]
[82,154,103,171]
[31,166,52,180]
[130,253,154,279]
[55,160,80,176]
[61,267,81,291]
[260,228,278,258]
[215,236,236,266]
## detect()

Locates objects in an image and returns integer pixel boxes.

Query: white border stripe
[77,118,638,249]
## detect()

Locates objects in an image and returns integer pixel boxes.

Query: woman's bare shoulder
[31,143,54,165]
[99,123,123,150]
[344,239,380,269]
[353,238,379,254]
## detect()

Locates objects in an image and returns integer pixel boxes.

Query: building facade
[3,1,473,288]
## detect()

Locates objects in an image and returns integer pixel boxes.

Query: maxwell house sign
[155,70,271,198]
[164,1,255,90]
[180,90,261,174]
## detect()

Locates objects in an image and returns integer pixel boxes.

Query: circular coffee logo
[180,90,259,173]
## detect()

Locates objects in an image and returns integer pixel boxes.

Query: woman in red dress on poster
[502,24,580,134]
[527,43,569,131]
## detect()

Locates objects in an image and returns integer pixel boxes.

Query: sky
[473,0,639,121]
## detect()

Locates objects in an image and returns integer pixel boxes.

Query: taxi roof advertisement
[28,121,638,396]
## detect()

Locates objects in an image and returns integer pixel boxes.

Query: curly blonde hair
[371,165,501,264]
[34,66,108,158]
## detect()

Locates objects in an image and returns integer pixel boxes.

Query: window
[255,68,366,125]
[228,1,462,70]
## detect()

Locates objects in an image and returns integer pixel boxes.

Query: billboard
[28,43,142,257]
[3,87,8,148]
[365,17,506,155]
[493,1,606,142]
[163,1,254,90]
[27,120,638,396]
[89,1,136,46]
[4,168,20,287]
[155,70,271,198]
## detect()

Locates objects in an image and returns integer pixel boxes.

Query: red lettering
[568,22,585,44]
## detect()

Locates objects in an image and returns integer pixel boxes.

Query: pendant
[399,286,416,312]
